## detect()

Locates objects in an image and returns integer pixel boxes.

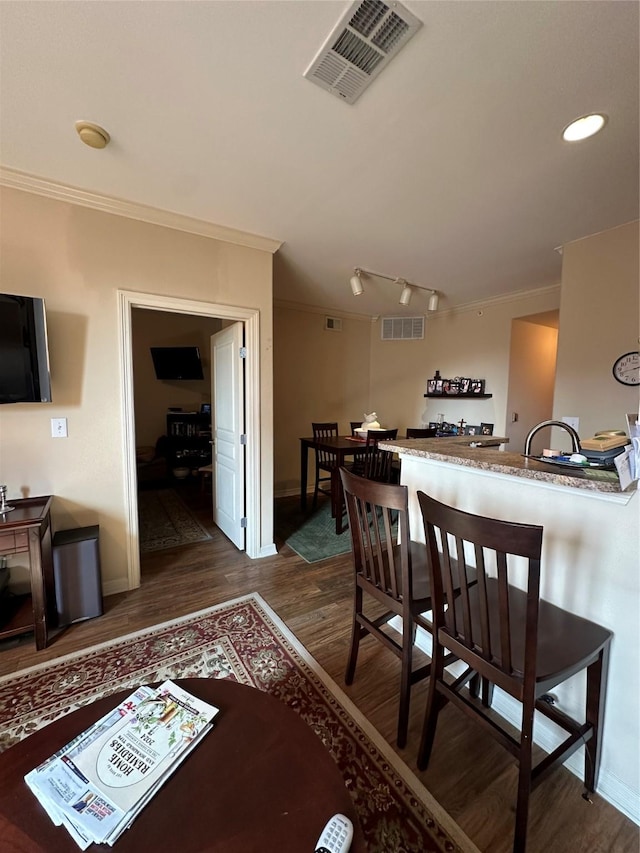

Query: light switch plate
[51,417,68,438]
[561,416,579,432]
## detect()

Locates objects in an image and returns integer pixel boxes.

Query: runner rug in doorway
[137,487,212,552]
[0,593,477,853]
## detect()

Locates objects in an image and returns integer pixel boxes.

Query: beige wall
[369,288,561,440]
[0,187,274,594]
[554,220,640,439]
[273,307,372,494]
[273,289,562,493]
[132,308,222,447]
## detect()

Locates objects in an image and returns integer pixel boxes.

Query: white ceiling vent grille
[304,0,422,104]
[325,316,343,332]
[381,316,424,341]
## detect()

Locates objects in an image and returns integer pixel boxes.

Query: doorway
[118,290,267,592]
[504,310,559,455]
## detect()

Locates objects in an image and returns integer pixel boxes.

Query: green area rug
[281,500,398,564]
[284,502,351,563]
[138,488,212,552]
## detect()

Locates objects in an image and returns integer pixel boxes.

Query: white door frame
[118,289,263,591]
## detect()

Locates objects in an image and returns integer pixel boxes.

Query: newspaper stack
[25,680,220,850]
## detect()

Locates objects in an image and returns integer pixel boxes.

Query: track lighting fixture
[349,267,440,310]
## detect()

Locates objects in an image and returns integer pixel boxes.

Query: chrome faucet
[524,420,581,456]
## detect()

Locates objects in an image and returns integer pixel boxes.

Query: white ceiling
[1,1,638,317]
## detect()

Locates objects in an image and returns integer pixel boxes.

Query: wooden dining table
[299,435,370,533]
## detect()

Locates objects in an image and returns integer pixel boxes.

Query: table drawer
[0,530,29,554]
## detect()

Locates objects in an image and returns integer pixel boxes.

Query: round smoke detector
[75,121,110,149]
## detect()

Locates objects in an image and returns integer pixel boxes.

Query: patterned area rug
[137,488,212,552]
[0,594,477,853]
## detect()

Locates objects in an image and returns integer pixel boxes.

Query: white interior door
[211,323,245,549]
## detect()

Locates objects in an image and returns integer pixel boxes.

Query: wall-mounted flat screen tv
[0,293,52,404]
[150,346,204,381]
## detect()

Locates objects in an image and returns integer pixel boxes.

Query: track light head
[427,291,439,312]
[399,283,413,306]
[350,271,364,296]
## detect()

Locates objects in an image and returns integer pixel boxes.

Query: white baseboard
[390,616,640,825]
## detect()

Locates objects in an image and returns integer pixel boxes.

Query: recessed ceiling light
[562,113,607,142]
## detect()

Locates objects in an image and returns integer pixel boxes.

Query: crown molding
[275,283,560,321]
[0,166,282,254]
[434,282,561,317]
[273,298,375,322]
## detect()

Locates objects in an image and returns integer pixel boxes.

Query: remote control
[314,813,353,853]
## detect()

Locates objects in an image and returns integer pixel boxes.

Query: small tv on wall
[0,293,52,404]
[150,346,204,381]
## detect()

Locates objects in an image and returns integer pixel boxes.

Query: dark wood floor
[1,482,637,853]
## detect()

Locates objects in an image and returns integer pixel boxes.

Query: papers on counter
[614,438,640,491]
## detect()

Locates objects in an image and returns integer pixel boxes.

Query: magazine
[25,680,219,849]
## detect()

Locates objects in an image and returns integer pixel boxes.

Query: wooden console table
[0,495,55,650]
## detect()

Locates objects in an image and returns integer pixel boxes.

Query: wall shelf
[424,393,492,399]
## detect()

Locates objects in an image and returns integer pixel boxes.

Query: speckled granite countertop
[381,436,632,496]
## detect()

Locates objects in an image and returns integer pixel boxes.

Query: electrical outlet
[562,416,579,432]
[51,418,68,438]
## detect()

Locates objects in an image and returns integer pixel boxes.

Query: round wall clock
[612,351,639,386]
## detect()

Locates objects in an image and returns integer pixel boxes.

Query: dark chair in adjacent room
[406,427,437,438]
[361,428,398,482]
[350,421,363,435]
[311,421,339,511]
[416,490,612,853]
[391,427,437,483]
[339,468,442,748]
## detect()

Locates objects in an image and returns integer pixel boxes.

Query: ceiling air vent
[325,316,343,332]
[381,316,424,341]
[304,0,422,105]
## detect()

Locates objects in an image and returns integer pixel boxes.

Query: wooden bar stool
[416,490,612,853]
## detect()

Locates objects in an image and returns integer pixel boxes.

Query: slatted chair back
[418,491,543,695]
[350,421,363,435]
[341,467,409,604]
[312,421,339,468]
[363,428,398,482]
[406,427,437,438]
[310,421,339,509]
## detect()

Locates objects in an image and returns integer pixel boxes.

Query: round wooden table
[0,678,365,852]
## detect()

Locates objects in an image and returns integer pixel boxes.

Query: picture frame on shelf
[480,422,494,436]
[460,377,471,394]
[464,425,482,436]
[427,379,438,394]
[447,379,461,395]
[470,379,486,394]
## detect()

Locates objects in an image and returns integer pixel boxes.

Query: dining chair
[311,422,339,511]
[362,428,398,482]
[416,490,612,853]
[339,468,445,748]
[405,427,437,438]
[350,421,363,436]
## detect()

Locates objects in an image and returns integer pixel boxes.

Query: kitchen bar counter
[381,436,631,498]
